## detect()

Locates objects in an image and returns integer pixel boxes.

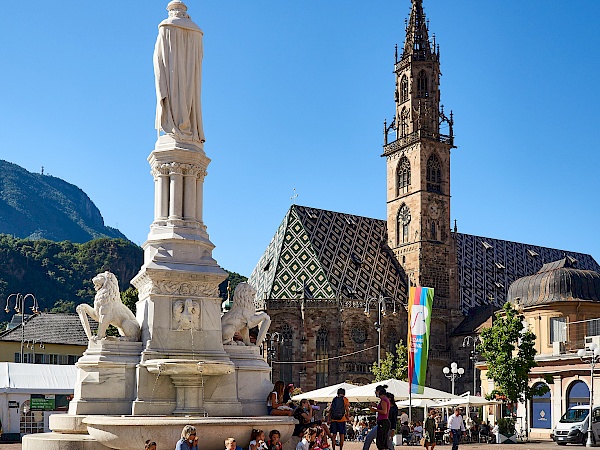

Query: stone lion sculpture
[221,282,270,346]
[76,271,141,342]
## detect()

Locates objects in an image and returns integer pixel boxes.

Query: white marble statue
[154,0,205,144]
[221,282,271,346]
[76,271,141,342]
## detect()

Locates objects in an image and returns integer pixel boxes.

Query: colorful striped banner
[407,286,434,394]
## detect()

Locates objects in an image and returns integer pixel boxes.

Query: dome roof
[507,257,600,308]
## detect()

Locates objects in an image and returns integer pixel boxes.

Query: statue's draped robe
[154,16,205,144]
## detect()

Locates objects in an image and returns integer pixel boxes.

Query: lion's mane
[94,271,121,306]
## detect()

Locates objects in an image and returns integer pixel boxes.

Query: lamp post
[462,335,481,395]
[578,343,600,447]
[5,293,39,363]
[364,294,399,366]
[443,362,464,395]
[266,332,281,380]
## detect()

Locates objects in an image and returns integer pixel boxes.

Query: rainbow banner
[407,286,434,394]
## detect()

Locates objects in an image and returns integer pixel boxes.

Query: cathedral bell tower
[383,0,455,309]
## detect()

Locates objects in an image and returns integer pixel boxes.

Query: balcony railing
[383,129,454,156]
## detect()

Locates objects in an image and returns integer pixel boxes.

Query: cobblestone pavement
[0,437,565,450]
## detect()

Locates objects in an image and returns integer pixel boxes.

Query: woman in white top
[267,380,293,416]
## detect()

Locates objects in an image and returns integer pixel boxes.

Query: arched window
[397,156,411,194]
[417,70,428,98]
[20,400,45,434]
[397,204,411,244]
[280,324,294,386]
[567,380,589,408]
[316,328,329,388]
[531,383,552,429]
[430,221,437,240]
[400,75,409,103]
[400,108,409,137]
[426,154,442,193]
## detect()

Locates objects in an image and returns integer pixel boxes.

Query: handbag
[420,437,426,447]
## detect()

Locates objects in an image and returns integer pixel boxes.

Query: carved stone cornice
[132,272,220,299]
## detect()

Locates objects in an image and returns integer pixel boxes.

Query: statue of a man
[154,1,205,145]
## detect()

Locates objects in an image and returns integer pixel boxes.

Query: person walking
[386,393,398,450]
[424,409,437,450]
[447,408,465,450]
[329,388,350,450]
[362,385,387,450]
[369,386,390,450]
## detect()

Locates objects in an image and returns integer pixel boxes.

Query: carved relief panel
[172,298,201,331]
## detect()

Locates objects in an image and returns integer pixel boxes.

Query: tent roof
[291,382,357,402]
[436,394,498,407]
[344,378,458,402]
[0,363,77,394]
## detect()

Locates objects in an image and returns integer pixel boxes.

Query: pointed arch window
[426,154,442,193]
[397,204,411,244]
[400,75,409,103]
[397,156,411,194]
[400,108,409,137]
[430,221,437,240]
[316,328,329,388]
[387,330,399,355]
[280,324,294,386]
[417,70,428,98]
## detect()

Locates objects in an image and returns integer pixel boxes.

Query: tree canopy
[371,342,409,382]
[478,302,550,404]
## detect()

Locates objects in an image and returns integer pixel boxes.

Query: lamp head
[451,362,458,370]
[458,368,465,375]
[443,367,450,375]
[591,343,598,352]
[578,349,587,358]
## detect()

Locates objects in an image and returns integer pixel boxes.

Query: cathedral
[248,0,600,394]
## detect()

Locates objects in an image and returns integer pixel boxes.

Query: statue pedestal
[224,345,273,416]
[69,340,143,415]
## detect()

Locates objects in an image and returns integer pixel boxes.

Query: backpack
[330,396,346,420]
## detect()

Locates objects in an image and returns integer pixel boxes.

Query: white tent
[436,394,498,407]
[396,398,440,409]
[344,378,458,402]
[0,362,77,394]
[291,382,357,402]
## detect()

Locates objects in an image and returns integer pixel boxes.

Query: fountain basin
[83,415,296,450]
[144,359,235,376]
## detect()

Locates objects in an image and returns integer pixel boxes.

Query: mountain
[0,160,126,243]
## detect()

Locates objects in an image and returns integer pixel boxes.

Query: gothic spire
[402,0,433,61]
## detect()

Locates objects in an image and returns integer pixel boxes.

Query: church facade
[248,0,600,394]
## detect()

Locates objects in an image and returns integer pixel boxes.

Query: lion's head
[92,271,121,303]
[231,282,256,312]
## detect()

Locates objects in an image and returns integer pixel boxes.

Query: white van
[552,405,600,445]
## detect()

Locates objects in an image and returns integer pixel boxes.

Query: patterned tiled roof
[250,205,600,315]
[249,205,408,308]
[455,233,600,313]
[0,313,95,346]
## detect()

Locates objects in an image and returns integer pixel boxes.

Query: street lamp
[265,332,281,380]
[443,362,464,395]
[364,294,399,366]
[578,343,600,447]
[5,293,39,363]
[462,335,482,395]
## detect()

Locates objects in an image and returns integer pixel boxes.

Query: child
[145,440,157,450]
[266,430,283,450]
[225,438,243,450]
[315,426,329,450]
[296,428,317,450]
[249,429,268,450]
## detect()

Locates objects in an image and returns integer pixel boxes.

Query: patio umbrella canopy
[291,382,357,402]
[436,394,498,407]
[396,398,440,409]
[344,378,458,402]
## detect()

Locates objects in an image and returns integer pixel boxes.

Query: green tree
[478,302,550,405]
[371,342,409,381]
[49,300,76,314]
[121,287,138,314]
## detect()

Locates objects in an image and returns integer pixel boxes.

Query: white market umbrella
[291,382,357,402]
[344,378,458,402]
[436,394,498,407]
[396,398,440,409]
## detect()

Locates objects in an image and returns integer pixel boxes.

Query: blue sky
[2,1,599,278]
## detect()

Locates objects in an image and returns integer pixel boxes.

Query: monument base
[69,340,143,415]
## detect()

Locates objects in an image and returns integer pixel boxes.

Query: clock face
[399,205,411,225]
[429,203,440,219]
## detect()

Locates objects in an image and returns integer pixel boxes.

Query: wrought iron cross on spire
[291,188,298,205]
